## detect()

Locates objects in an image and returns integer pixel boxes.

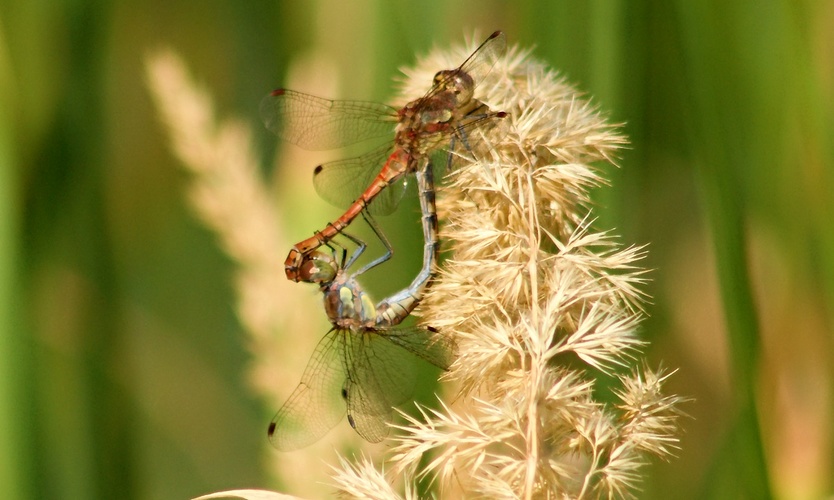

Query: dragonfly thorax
[396,88,473,158]
[323,272,378,328]
[395,102,449,154]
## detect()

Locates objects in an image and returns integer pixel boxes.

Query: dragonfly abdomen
[375,164,438,327]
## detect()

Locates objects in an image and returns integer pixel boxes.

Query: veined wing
[268,328,346,451]
[341,328,418,442]
[381,325,456,371]
[341,326,456,443]
[260,89,397,150]
[312,144,407,216]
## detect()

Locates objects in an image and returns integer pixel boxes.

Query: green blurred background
[1,0,832,498]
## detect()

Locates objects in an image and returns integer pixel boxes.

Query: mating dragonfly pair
[262,31,507,451]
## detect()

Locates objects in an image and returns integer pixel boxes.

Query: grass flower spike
[356,37,684,499]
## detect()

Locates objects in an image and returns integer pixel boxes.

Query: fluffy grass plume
[339,36,686,499]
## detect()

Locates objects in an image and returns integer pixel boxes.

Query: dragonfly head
[285,250,338,284]
[433,69,476,107]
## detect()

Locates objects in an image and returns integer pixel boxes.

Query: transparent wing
[341,326,457,443]
[312,144,407,216]
[381,325,457,371]
[344,404,386,443]
[342,328,419,443]
[260,89,397,150]
[268,329,347,451]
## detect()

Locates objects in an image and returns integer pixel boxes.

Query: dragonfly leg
[454,123,474,154]
[320,237,349,270]
[453,104,491,153]
[349,210,393,277]
[453,104,505,160]
[334,228,367,271]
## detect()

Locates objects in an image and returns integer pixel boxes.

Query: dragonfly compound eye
[298,252,338,284]
[449,73,475,103]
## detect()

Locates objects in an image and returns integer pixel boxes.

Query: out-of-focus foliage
[1,0,831,498]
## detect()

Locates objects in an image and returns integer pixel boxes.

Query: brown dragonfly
[261,31,507,283]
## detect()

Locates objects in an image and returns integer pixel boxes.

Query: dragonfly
[261,31,507,284]
[268,162,452,450]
